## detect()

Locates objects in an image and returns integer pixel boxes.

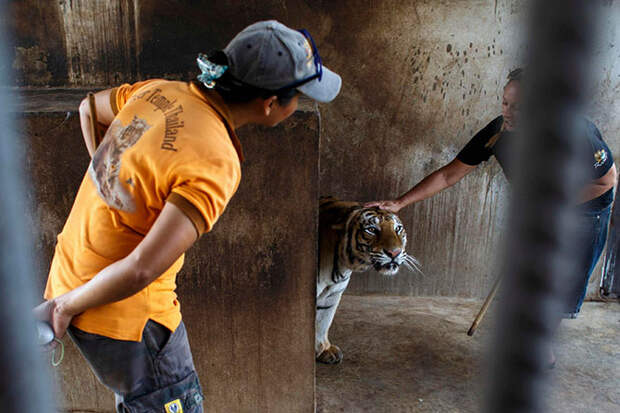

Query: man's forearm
[579,181,615,204]
[53,255,156,319]
[395,159,476,209]
[579,164,617,204]
[396,170,450,208]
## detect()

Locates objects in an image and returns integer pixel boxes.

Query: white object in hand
[36,321,54,346]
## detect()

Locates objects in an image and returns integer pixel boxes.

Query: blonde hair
[507,67,524,82]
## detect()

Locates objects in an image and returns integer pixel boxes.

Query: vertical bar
[0,0,55,410]
[486,1,601,412]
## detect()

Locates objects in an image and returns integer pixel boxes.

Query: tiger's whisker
[404,254,424,276]
[405,256,421,269]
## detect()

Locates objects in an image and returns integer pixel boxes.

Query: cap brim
[297,66,341,103]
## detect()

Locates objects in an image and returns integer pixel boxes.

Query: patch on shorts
[164,398,183,413]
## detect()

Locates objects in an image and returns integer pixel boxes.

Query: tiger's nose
[384,248,402,258]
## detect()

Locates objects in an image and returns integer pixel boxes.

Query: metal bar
[0,1,55,410]
[486,1,601,412]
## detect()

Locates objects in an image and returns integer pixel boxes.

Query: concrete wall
[319,1,620,299]
[7,0,620,298]
[20,93,319,412]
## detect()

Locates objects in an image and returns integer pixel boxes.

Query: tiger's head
[339,207,418,276]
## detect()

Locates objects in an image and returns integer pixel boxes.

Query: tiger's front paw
[316,344,343,364]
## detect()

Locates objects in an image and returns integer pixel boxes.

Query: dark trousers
[564,203,612,318]
[68,320,204,412]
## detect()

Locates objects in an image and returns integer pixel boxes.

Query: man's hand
[32,299,74,340]
[364,200,402,213]
[33,201,199,329]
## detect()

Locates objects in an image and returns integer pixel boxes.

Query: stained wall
[7,1,620,301]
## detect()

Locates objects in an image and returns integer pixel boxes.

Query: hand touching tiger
[363,199,403,213]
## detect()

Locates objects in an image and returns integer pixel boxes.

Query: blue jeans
[68,320,204,412]
[564,203,612,318]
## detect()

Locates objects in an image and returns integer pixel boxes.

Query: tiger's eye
[364,227,377,235]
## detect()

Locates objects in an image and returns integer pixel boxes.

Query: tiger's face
[344,207,409,276]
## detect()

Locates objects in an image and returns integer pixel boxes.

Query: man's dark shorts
[68,320,204,412]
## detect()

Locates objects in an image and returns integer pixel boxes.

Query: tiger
[316,197,420,364]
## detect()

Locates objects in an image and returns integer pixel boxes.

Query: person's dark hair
[507,67,524,82]
[198,50,298,106]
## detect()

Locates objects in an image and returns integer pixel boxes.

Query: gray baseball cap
[223,20,341,103]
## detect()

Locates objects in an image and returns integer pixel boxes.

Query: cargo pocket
[118,371,204,413]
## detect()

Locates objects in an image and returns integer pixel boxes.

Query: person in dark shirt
[366,68,617,367]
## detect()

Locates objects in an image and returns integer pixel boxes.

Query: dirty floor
[315,296,620,413]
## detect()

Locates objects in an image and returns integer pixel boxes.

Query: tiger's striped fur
[316,197,419,364]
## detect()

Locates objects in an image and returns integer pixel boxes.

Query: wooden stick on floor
[467,276,502,336]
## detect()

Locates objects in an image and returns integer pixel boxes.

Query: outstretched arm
[79,89,116,158]
[366,158,476,212]
[580,163,617,204]
[33,201,199,338]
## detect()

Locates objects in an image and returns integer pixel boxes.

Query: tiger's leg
[316,278,350,364]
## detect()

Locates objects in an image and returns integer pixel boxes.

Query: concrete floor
[316,296,620,413]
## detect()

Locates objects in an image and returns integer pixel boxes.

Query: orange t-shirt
[44,80,243,341]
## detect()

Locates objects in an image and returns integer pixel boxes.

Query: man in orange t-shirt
[34,20,341,412]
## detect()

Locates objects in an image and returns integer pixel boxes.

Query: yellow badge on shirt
[594,149,607,168]
[164,398,183,413]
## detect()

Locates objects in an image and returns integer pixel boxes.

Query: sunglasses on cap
[273,29,324,91]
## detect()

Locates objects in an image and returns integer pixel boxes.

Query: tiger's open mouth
[373,261,401,276]
[371,253,421,276]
